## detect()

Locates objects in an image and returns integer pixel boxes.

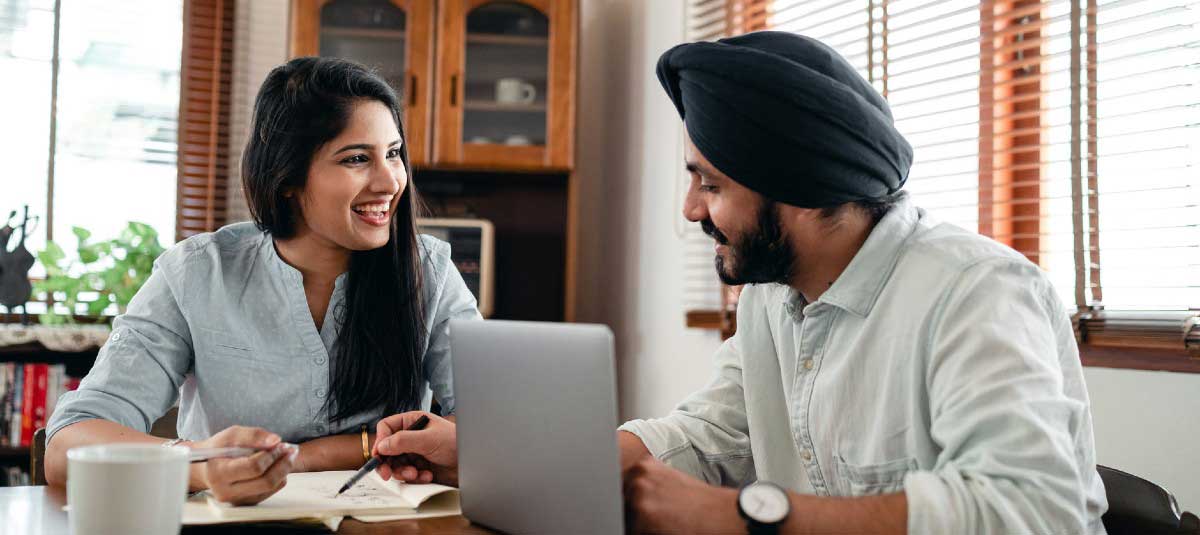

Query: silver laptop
[451,319,623,535]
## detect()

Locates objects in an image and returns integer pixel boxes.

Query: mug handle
[520,82,537,104]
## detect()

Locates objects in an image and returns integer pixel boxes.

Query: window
[0,0,55,266]
[1,0,182,257]
[682,0,1200,371]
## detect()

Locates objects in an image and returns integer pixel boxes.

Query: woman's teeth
[352,203,388,216]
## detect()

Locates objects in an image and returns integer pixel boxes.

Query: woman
[45,57,478,504]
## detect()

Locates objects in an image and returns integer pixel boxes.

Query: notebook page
[209,471,424,521]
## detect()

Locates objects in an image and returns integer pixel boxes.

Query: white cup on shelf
[67,444,190,535]
[495,78,537,105]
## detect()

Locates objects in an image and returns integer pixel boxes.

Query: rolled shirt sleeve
[619,318,755,486]
[905,259,1094,535]
[46,260,194,443]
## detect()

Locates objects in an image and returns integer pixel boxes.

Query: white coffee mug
[495,78,537,105]
[68,444,190,535]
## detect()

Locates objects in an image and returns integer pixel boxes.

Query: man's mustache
[700,219,729,245]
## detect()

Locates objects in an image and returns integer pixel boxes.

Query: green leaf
[34,279,61,293]
[129,221,156,240]
[72,226,92,243]
[86,295,110,316]
[118,226,137,245]
[98,270,123,292]
[78,244,102,264]
[40,241,66,265]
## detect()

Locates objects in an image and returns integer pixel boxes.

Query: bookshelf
[0,323,107,486]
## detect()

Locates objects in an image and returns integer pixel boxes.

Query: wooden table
[1,486,497,534]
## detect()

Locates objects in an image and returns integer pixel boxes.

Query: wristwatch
[737,481,790,535]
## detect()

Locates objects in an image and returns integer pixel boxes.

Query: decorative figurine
[0,206,37,323]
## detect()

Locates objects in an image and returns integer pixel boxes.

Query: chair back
[1100,465,1198,535]
[29,407,179,485]
[31,427,47,485]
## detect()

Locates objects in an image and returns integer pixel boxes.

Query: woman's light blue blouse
[47,222,481,443]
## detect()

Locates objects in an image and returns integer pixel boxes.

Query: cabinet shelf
[465,33,548,46]
[321,26,406,40]
[463,100,547,112]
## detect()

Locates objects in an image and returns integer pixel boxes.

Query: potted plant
[34,222,165,324]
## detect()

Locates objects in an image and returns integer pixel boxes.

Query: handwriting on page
[281,472,401,507]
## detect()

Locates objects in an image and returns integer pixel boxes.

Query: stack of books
[0,363,79,448]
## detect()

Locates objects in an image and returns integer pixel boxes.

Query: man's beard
[701,201,795,286]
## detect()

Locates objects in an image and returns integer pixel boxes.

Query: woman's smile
[351,201,390,227]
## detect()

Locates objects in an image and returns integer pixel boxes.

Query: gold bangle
[361,424,370,462]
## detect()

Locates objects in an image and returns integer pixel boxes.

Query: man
[617,31,1108,534]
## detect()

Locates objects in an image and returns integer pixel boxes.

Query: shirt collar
[808,193,919,318]
[262,233,349,290]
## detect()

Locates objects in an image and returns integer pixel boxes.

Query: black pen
[335,414,431,497]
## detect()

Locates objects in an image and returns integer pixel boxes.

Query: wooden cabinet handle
[409,73,417,107]
[450,73,459,107]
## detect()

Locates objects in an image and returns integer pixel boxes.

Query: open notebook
[195,470,459,524]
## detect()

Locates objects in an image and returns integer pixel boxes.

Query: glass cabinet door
[462,3,548,150]
[290,0,434,165]
[435,0,575,169]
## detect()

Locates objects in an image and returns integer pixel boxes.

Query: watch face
[739,483,789,524]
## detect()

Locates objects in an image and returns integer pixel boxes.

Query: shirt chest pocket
[834,455,917,496]
[193,327,296,370]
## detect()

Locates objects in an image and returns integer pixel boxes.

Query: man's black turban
[658,31,912,207]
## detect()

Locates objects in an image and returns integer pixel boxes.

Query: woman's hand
[193,426,298,505]
[373,411,458,486]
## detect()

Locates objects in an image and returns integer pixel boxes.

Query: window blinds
[177,0,235,241]
[682,0,1199,332]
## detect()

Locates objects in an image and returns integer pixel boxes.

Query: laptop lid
[451,319,623,535]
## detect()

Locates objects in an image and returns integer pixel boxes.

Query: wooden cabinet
[290,0,576,171]
[433,0,575,170]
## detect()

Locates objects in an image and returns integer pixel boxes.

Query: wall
[575,0,722,422]
[227,0,290,223]
[1084,367,1200,511]
[574,0,1200,513]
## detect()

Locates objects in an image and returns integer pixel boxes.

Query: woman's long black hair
[241,56,425,422]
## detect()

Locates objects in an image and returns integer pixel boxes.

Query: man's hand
[373,411,458,486]
[624,457,743,534]
[193,426,298,505]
